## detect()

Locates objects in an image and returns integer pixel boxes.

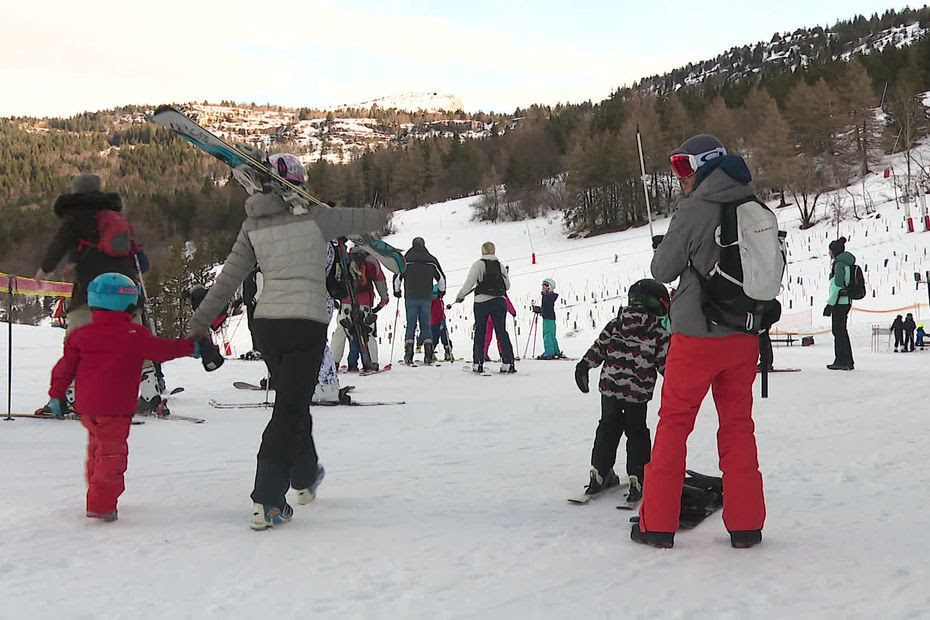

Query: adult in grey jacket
[188,191,386,528]
[455,241,516,373]
[634,134,765,551]
[393,237,446,364]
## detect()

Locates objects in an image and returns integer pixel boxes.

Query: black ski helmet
[628,279,670,317]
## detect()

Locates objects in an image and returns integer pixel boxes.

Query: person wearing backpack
[393,237,446,365]
[35,173,138,334]
[824,237,857,370]
[634,134,778,550]
[331,245,389,370]
[455,242,516,374]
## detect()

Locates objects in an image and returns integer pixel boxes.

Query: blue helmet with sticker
[87,273,140,312]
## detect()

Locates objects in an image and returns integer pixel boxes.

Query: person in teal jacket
[823,236,855,370]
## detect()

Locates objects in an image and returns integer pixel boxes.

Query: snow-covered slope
[5,137,930,618]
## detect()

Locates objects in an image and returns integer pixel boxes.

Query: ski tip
[153,104,180,115]
[383,363,392,370]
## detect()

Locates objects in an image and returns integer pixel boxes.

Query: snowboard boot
[296,465,326,505]
[423,341,436,365]
[404,341,415,365]
[250,502,294,530]
[626,475,643,503]
[729,530,762,549]
[86,509,118,522]
[584,468,621,495]
[630,524,674,549]
[500,361,517,374]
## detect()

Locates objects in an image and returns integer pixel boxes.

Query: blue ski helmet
[87,273,140,312]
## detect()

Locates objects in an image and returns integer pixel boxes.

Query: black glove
[652,234,664,250]
[394,291,402,299]
[574,362,590,394]
[196,337,225,372]
[823,305,833,317]
[532,306,541,314]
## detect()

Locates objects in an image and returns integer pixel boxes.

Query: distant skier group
[30,127,881,549]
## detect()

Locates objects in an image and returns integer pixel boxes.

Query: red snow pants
[81,415,132,514]
[638,333,765,533]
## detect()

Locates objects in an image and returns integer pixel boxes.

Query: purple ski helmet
[267,153,308,185]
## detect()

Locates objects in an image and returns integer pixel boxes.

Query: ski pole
[512,312,522,361]
[5,275,14,422]
[636,123,656,244]
[385,297,401,371]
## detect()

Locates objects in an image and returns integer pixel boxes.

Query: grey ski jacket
[190,193,386,332]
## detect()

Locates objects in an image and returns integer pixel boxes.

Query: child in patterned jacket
[573,279,670,503]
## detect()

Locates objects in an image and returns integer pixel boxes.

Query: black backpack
[841,264,866,300]
[327,242,349,300]
[692,197,786,333]
[475,259,507,297]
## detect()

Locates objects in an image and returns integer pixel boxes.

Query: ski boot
[137,395,169,417]
[630,523,674,549]
[472,362,485,374]
[626,475,642,503]
[585,468,620,496]
[295,465,326,505]
[250,502,294,530]
[423,341,436,365]
[444,348,455,362]
[338,387,352,405]
[729,530,762,549]
[404,341,415,365]
[500,361,517,374]
[415,343,423,354]
[86,510,118,522]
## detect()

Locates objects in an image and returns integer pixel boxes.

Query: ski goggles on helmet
[669,146,727,179]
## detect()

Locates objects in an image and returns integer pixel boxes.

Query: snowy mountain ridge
[638,9,929,94]
[341,92,464,114]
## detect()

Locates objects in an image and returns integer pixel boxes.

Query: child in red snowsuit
[46,273,198,521]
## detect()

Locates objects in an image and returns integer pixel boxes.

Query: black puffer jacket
[40,191,137,312]
[394,244,446,301]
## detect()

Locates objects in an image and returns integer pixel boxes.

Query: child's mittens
[574,361,590,394]
[47,398,65,419]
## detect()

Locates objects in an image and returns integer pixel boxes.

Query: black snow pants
[590,396,650,481]
[831,304,854,367]
[251,318,327,507]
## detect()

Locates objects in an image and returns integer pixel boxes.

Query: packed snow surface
[5,140,930,617]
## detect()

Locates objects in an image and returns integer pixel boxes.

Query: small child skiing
[431,284,454,362]
[917,324,926,350]
[533,278,562,359]
[45,273,213,522]
[483,294,516,362]
[573,279,670,505]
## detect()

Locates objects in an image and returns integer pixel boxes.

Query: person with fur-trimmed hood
[35,173,139,333]
[574,279,670,505]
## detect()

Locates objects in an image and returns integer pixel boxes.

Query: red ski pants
[81,416,132,514]
[639,334,765,533]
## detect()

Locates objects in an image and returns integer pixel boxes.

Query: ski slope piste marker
[147,106,405,275]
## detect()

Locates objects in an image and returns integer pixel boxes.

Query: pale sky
[0,0,920,117]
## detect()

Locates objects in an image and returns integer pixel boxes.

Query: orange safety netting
[0,272,73,298]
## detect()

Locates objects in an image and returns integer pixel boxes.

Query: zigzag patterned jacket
[579,306,669,403]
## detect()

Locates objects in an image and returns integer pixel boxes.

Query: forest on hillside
[1,7,929,334]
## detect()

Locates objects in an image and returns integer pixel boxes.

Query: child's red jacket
[49,311,195,416]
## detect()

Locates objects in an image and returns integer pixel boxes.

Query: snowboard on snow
[148,106,406,275]
[626,470,724,529]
